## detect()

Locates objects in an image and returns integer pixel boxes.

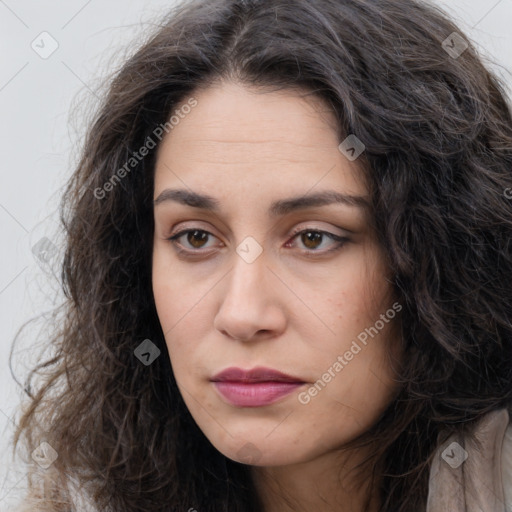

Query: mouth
[210,366,306,407]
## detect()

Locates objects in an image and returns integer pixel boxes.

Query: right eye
[167,229,221,252]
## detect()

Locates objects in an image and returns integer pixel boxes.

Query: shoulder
[503,421,512,511]
[427,407,512,512]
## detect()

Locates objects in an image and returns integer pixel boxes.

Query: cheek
[300,321,400,450]
[152,254,196,369]
[323,258,393,335]
[152,246,203,334]
[311,252,400,405]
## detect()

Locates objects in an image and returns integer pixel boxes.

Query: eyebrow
[154,188,370,217]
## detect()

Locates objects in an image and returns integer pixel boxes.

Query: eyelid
[168,220,348,240]
[167,221,223,244]
[287,223,348,239]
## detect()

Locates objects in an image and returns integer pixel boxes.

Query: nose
[213,249,287,342]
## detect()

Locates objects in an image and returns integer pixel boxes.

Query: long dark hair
[12,0,512,510]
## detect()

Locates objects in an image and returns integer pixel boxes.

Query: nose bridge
[226,238,267,301]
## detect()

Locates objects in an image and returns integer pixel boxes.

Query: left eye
[287,229,348,252]
[167,228,348,254]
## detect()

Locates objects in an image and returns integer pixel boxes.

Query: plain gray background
[1,0,511,509]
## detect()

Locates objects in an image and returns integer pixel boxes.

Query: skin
[152,80,403,512]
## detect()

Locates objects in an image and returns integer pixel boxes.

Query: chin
[209,435,308,466]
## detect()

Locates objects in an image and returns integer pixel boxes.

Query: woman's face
[152,81,402,467]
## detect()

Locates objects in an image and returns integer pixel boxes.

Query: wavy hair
[12,0,512,510]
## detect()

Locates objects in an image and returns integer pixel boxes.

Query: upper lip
[210,366,304,383]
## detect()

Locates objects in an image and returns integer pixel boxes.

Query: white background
[1,0,511,509]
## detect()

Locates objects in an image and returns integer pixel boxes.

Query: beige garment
[427,408,512,512]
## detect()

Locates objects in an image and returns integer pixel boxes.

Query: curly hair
[12,0,512,510]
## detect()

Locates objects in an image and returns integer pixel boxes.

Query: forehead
[172,80,339,140]
[153,81,368,208]
[156,80,341,160]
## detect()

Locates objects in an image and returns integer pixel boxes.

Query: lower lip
[212,381,304,407]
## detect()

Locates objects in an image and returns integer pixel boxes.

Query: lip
[210,366,305,407]
[211,366,304,383]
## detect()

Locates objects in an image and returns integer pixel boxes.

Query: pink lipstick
[210,366,305,407]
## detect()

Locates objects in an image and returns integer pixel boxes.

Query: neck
[251,447,381,512]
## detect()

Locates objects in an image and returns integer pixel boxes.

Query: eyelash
[166,227,349,257]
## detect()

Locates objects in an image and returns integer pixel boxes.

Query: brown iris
[187,230,209,248]
[301,231,323,249]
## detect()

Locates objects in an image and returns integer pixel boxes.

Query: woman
[12,0,512,510]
